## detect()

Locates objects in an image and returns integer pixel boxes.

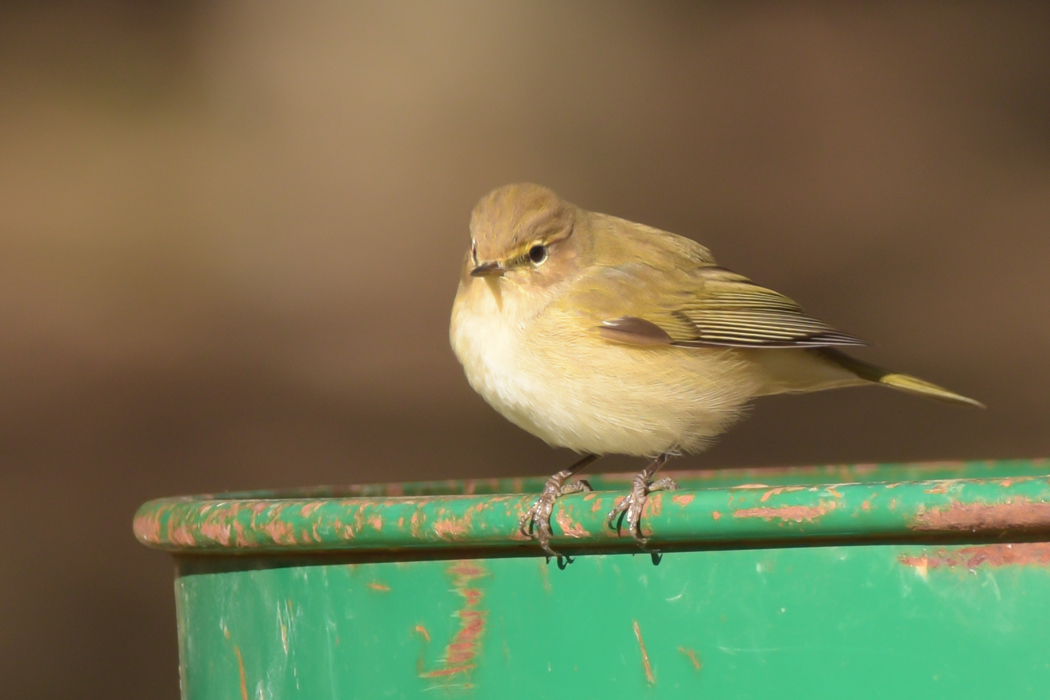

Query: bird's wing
[571,263,865,349]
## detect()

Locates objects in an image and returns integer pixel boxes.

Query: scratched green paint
[138,460,1050,699]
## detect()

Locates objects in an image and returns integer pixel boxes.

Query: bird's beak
[470,261,505,278]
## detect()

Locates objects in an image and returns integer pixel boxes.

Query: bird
[449,183,982,557]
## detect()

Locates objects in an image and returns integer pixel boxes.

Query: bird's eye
[528,244,548,264]
[471,240,478,265]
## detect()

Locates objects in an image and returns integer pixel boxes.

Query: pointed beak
[470,261,504,278]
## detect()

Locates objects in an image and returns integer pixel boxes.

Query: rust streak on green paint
[133,460,1050,555]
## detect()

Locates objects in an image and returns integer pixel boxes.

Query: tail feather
[819,349,985,408]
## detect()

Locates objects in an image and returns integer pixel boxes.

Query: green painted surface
[137,460,1050,699]
[176,545,1050,699]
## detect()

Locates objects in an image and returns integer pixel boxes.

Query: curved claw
[520,477,592,557]
[606,459,678,549]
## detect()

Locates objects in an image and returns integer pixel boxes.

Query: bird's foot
[519,470,593,558]
[607,472,679,549]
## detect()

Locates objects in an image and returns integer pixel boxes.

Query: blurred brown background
[2,2,1048,697]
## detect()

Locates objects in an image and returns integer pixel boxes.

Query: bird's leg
[607,453,678,548]
[519,453,601,557]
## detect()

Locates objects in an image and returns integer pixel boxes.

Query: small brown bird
[450,183,982,556]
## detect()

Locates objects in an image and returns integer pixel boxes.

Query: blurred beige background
[2,2,1048,697]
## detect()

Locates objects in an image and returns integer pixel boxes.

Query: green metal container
[136,459,1050,699]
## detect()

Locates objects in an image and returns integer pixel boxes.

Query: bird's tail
[818,348,984,408]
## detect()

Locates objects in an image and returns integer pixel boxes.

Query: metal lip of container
[136,458,1050,699]
[136,459,1050,558]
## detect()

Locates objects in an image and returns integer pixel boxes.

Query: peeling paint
[899,543,1050,570]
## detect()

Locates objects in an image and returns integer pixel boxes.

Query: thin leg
[606,453,679,548]
[520,453,602,557]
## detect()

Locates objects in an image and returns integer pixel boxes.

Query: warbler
[449,183,982,556]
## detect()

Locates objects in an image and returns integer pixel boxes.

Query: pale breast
[451,281,760,457]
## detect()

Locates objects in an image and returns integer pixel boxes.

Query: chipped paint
[911,499,1050,532]
[732,502,835,523]
[554,509,591,538]
[368,582,391,592]
[899,543,1050,570]
[633,621,655,684]
[760,486,806,502]
[135,461,1050,554]
[300,502,323,517]
[414,624,431,642]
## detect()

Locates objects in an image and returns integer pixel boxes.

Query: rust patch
[368,514,383,532]
[678,646,703,671]
[262,519,297,545]
[825,486,843,499]
[432,518,468,540]
[555,509,591,538]
[712,510,722,520]
[133,513,162,544]
[861,500,871,511]
[911,499,1050,532]
[415,624,431,642]
[672,494,695,506]
[732,502,834,523]
[633,621,655,684]
[169,524,196,547]
[420,561,489,680]
[233,644,248,700]
[759,486,806,502]
[924,482,951,494]
[591,498,604,512]
[410,510,424,539]
[199,522,231,545]
[899,543,1050,570]
[368,582,391,592]
[645,494,664,517]
[300,502,323,517]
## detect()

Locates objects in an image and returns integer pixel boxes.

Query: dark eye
[528,244,548,264]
